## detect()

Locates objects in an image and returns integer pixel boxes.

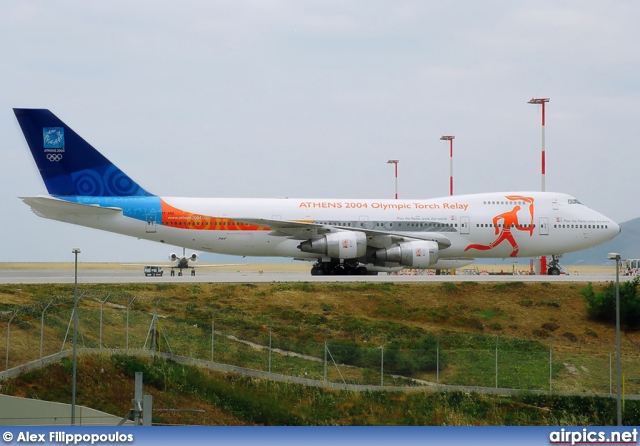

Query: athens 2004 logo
[43,127,65,148]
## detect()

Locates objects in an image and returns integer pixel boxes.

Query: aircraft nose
[597,214,620,242]
[611,220,621,237]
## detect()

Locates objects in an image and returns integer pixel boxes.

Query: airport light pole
[607,252,622,426]
[528,97,550,274]
[71,247,81,425]
[440,135,455,196]
[387,159,399,199]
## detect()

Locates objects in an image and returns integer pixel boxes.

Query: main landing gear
[547,255,562,276]
[310,260,369,276]
[170,268,197,276]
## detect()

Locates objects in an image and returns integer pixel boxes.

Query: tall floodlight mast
[528,97,550,274]
[387,159,399,199]
[439,135,455,196]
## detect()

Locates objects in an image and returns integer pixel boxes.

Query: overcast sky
[1,1,639,262]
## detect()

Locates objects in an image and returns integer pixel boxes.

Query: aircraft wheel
[548,266,561,276]
[356,266,368,275]
[311,266,321,276]
[343,265,356,275]
[178,271,182,276]
[324,265,336,275]
[191,269,195,276]
[170,270,175,276]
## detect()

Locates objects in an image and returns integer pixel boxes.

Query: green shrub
[581,278,640,329]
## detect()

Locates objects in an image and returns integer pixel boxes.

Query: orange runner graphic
[464,195,534,257]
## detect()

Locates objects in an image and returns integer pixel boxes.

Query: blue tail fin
[14,108,152,197]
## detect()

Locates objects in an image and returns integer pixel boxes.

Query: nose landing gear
[547,255,564,275]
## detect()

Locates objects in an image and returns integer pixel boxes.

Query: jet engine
[169,252,198,262]
[375,240,439,268]
[298,232,366,259]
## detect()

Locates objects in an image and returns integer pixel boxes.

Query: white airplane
[14,109,620,276]
[166,250,199,276]
[130,249,241,277]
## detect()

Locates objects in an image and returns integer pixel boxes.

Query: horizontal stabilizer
[20,196,122,218]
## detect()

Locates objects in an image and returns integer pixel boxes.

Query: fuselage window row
[473,223,609,230]
[482,201,527,206]
[317,221,459,229]
[475,223,536,228]
[552,224,608,229]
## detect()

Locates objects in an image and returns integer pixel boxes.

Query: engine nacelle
[169,252,197,262]
[375,240,439,268]
[298,231,366,259]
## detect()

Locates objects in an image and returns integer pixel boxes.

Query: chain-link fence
[1,290,638,395]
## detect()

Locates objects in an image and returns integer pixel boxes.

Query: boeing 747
[14,109,620,275]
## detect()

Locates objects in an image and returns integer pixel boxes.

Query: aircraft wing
[234,218,332,238]
[20,196,122,218]
[234,218,452,249]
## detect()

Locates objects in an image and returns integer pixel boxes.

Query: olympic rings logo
[46,154,63,162]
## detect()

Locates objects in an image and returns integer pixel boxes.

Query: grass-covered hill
[1,281,639,425]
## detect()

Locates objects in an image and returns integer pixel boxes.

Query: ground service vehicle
[144,266,163,277]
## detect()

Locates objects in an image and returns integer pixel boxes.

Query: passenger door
[539,217,549,236]
[146,214,156,233]
[460,216,470,235]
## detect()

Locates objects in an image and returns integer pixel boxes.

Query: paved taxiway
[0,267,626,284]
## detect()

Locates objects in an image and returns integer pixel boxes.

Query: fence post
[549,337,554,392]
[436,336,440,386]
[151,299,164,355]
[6,311,17,371]
[152,306,158,355]
[324,335,327,384]
[268,322,272,374]
[380,337,384,386]
[99,293,111,350]
[60,292,85,353]
[40,300,52,359]
[495,335,499,388]
[211,310,216,362]
[126,296,136,351]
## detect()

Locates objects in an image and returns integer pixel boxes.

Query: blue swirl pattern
[71,169,104,196]
[104,165,141,196]
[71,166,147,197]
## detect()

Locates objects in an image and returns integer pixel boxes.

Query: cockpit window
[568,198,582,205]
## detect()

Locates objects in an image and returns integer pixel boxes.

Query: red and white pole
[387,159,399,199]
[528,97,550,274]
[440,136,455,195]
[528,98,549,192]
